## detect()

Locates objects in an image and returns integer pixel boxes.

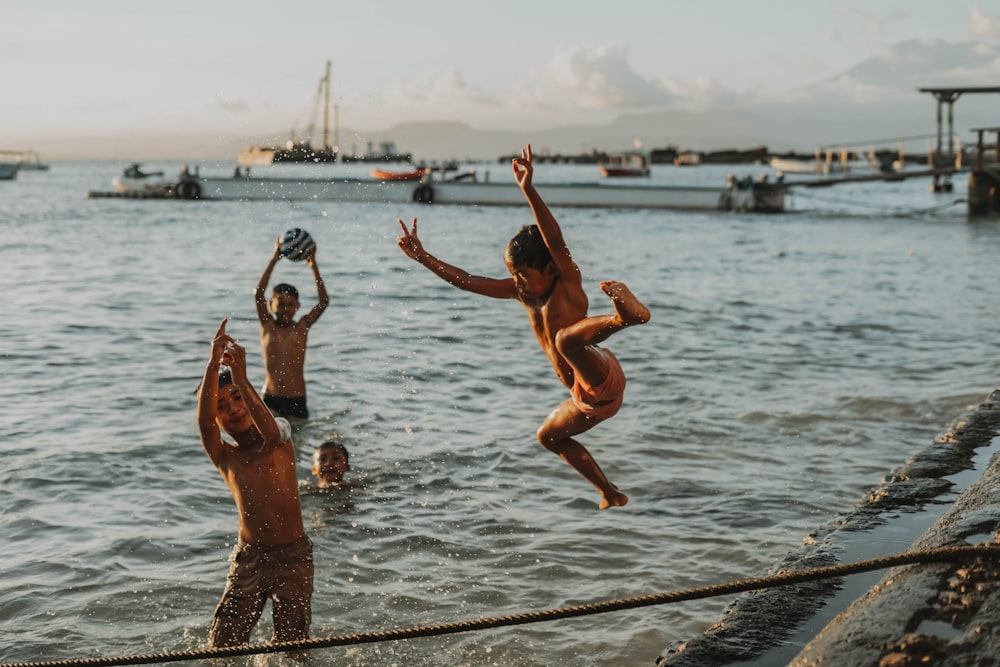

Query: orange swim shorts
[571,347,627,421]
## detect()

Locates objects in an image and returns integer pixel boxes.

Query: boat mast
[322,60,331,150]
[333,103,340,155]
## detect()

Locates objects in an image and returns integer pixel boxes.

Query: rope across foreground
[4,544,998,667]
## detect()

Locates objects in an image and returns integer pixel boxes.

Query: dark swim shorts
[263,393,308,419]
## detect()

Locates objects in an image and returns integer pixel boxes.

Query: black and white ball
[278,228,316,262]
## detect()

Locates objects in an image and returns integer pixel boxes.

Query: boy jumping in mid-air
[397,144,650,509]
[196,318,313,646]
[255,240,329,419]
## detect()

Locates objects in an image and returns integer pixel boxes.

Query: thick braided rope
[4,544,997,667]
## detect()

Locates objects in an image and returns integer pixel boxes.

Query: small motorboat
[598,152,650,177]
[16,151,50,171]
[674,152,701,167]
[112,163,170,193]
[370,167,430,181]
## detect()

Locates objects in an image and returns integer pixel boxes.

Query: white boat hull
[112,175,171,193]
[237,147,277,166]
[186,175,784,212]
[769,157,869,175]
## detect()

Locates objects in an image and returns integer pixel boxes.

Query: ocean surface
[2,158,998,667]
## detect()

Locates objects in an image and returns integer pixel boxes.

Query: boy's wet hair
[272,283,299,300]
[316,439,349,463]
[505,225,551,270]
[193,367,233,394]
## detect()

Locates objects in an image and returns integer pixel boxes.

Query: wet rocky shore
[657,387,1000,667]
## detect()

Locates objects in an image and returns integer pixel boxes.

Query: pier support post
[968,127,1000,217]
[927,90,960,193]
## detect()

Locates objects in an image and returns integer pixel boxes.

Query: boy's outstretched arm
[397,218,517,299]
[299,247,329,329]
[512,144,583,290]
[197,319,230,465]
[254,244,281,326]
[223,337,285,448]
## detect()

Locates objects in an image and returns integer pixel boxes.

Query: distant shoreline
[495,146,933,166]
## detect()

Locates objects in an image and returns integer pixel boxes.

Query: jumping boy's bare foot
[600,485,629,510]
[601,281,651,326]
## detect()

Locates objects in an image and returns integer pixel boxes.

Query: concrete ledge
[658,388,1000,667]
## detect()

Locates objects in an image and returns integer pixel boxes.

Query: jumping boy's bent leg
[538,401,629,509]
[555,281,650,387]
[601,280,650,327]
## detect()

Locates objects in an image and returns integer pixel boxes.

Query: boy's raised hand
[397,218,426,261]
[211,318,232,363]
[512,143,533,188]
[210,318,248,380]
[222,339,248,380]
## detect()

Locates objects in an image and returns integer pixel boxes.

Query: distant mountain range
[46,38,999,162]
[328,38,1000,162]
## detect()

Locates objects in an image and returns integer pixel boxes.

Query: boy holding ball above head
[397,143,650,510]
[196,318,313,647]
[255,229,329,420]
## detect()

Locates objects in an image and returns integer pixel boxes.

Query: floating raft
[86,190,177,199]
[88,174,787,212]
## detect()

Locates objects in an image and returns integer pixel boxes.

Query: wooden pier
[785,166,963,189]
[918,86,1000,195]
[781,87,1000,216]
[968,125,1000,216]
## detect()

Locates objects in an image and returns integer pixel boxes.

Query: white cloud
[283,32,1000,136]
[971,6,1000,39]
[391,68,496,107]
[933,58,1000,84]
[513,45,673,111]
[214,98,250,114]
[345,44,678,128]
[349,68,500,123]
[783,74,915,108]
[836,6,908,47]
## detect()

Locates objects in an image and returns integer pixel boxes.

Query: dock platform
[86,190,177,199]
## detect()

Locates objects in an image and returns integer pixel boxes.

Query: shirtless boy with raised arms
[196,318,313,646]
[397,144,650,509]
[255,241,329,419]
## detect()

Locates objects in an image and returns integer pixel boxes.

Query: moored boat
[16,151,50,171]
[370,167,429,181]
[0,162,18,180]
[1,149,48,172]
[238,61,338,166]
[238,140,338,166]
[343,140,413,163]
[674,151,701,166]
[769,149,867,175]
[111,163,171,194]
[768,157,846,174]
[598,152,650,178]
[96,167,785,212]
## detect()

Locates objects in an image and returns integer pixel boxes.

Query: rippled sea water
[2,159,997,666]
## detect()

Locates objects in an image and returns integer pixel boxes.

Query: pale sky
[3,1,1000,158]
